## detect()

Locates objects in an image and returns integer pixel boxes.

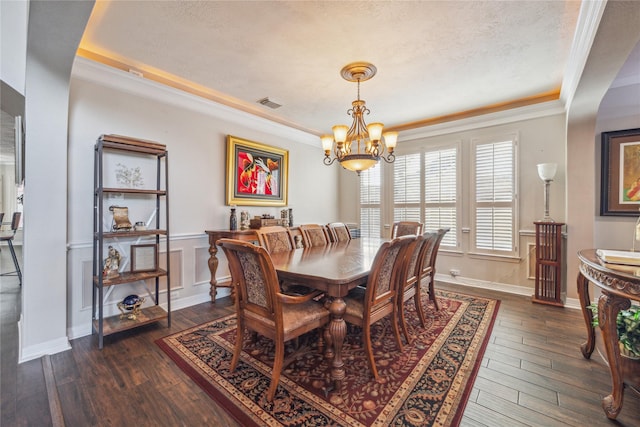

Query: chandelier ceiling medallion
[321,62,397,175]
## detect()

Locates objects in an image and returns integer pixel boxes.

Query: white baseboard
[435,273,581,310]
[19,317,71,363]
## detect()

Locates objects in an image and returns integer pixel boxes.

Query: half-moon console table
[577,249,640,419]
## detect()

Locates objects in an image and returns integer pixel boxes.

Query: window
[393,153,421,222]
[392,147,458,248]
[472,136,518,255]
[424,148,458,248]
[359,166,382,238]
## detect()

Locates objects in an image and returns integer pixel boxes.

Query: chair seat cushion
[344,287,366,321]
[282,300,329,332]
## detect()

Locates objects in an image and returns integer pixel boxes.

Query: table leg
[598,293,630,420]
[577,271,595,358]
[326,297,347,393]
[208,241,219,303]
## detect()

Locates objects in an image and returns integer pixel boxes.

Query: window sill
[467,252,522,263]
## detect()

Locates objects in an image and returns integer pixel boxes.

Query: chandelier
[321,62,397,175]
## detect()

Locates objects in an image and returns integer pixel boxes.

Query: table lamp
[537,163,557,222]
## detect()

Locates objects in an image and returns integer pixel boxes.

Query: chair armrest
[278,289,324,304]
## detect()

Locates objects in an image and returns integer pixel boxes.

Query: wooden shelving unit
[92,134,171,348]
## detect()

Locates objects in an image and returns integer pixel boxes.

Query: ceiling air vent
[257,97,282,109]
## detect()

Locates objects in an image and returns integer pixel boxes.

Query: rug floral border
[157,290,499,427]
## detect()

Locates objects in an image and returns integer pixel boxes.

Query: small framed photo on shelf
[130,244,158,273]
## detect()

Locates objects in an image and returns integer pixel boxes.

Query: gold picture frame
[131,244,158,273]
[226,135,288,207]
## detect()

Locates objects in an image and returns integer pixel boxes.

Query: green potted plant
[588,303,640,359]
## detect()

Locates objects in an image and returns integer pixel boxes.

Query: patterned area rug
[157,290,499,427]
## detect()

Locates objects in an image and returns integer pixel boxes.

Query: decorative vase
[230,207,237,231]
[288,208,293,227]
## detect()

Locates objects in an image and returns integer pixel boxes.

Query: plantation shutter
[360,166,382,238]
[424,147,458,248]
[473,139,516,254]
[393,153,421,222]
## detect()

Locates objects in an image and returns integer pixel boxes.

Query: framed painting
[226,135,288,206]
[601,128,640,216]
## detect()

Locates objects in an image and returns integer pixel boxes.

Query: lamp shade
[537,163,557,181]
[366,122,384,141]
[332,125,348,143]
[383,131,398,149]
[321,135,334,152]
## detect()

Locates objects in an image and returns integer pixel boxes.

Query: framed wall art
[226,135,288,206]
[601,128,640,216]
[131,244,158,273]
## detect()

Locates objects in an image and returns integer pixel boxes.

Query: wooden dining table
[268,238,384,393]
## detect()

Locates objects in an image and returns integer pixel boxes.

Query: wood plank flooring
[2,246,639,426]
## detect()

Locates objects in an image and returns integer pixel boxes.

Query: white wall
[0,0,28,94]
[594,82,640,250]
[565,2,640,303]
[338,112,567,296]
[66,58,339,338]
[20,0,94,362]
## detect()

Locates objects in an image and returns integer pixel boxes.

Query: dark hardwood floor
[2,245,639,426]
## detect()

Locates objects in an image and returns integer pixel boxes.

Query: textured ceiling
[78,1,583,136]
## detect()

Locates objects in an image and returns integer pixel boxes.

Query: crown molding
[560,0,608,108]
[397,99,565,141]
[71,56,319,147]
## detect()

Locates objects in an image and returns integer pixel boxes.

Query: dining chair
[391,221,423,238]
[218,238,330,402]
[299,224,331,247]
[0,212,22,286]
[326,222,352,243]
[255,225,295,253]
[343,234,416,381]
[287,226,305,248]
[419,228,450,311]
[396,232,438,345]
[255,225,312,295]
